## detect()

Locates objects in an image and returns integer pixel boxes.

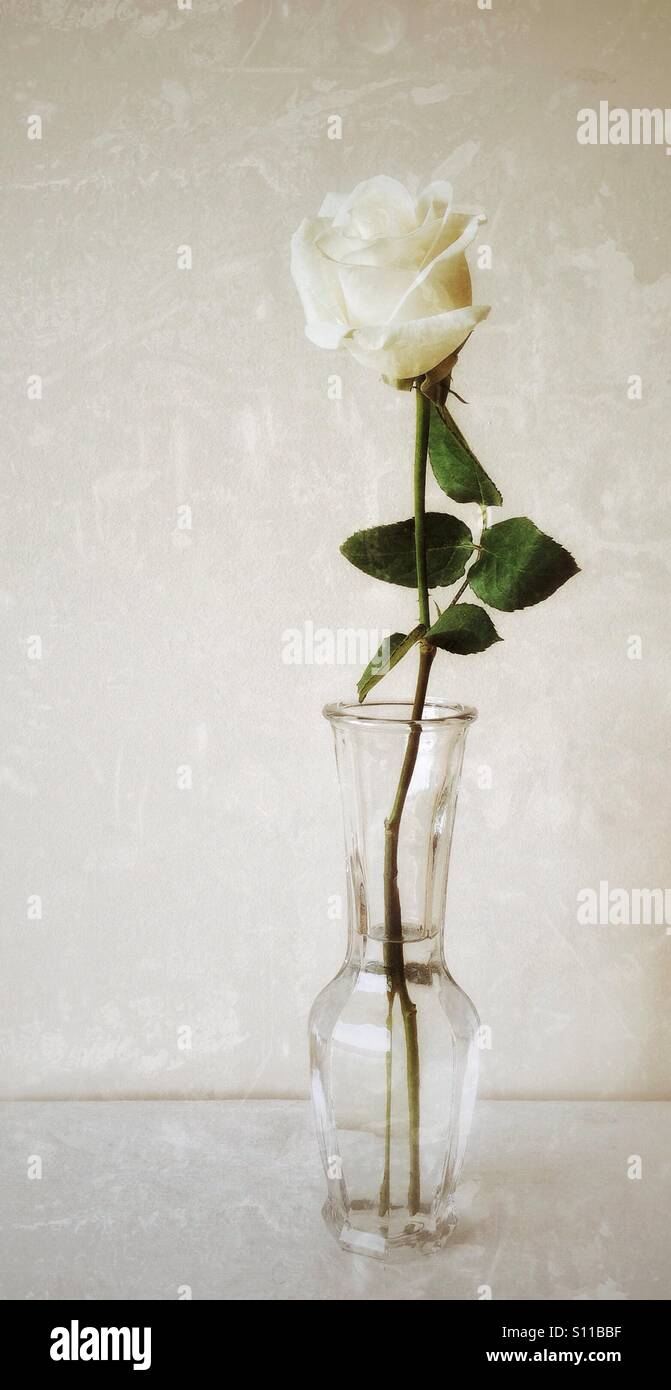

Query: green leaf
[341,513,473,588]
[469,517,579,612]
[429,405,502,508]
[427,604,502,654]
[357,625,424,702]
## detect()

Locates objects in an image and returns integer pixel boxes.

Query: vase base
[322,1198,457,1261]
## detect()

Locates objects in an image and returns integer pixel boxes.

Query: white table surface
[1,1100,668,1301]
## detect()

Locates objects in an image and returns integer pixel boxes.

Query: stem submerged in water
[380,386,435,1218]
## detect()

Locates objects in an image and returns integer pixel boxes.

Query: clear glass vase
[309,699,479,1260]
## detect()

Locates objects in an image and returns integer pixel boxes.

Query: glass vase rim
[323,698,478,730]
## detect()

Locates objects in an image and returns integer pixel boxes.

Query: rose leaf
[340,513,473,588]
[357,625,425,702]
[469,517,580,611]
[428,405,502,508]
[427,604,502,654]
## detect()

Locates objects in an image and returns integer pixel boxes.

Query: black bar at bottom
[0,1297,664,1373]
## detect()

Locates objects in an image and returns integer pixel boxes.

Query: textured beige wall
[1,0,670,1099]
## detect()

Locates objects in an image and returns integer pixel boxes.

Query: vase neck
[327,703,473,954]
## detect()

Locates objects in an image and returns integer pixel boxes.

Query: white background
[2,0,670,1100]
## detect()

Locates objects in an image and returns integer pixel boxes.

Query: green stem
[379,386,435,1218]
[379,991,394,1218]
[413,388,432,630]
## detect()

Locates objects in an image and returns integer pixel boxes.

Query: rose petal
[416,181,454,219]
[290,218,347,331]
[335,214,481,329]
[385,214,482,323]
[305,320,348,349]
[336,263,418,329]
[321,208,470,270]
[332,176,418,239]
[344,305,491,379]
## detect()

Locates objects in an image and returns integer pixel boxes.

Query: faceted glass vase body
[309,700,479,1260]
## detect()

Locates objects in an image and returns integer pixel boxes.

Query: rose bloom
[291,175,489,384]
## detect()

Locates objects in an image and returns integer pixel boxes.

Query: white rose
[291,175,489,384]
